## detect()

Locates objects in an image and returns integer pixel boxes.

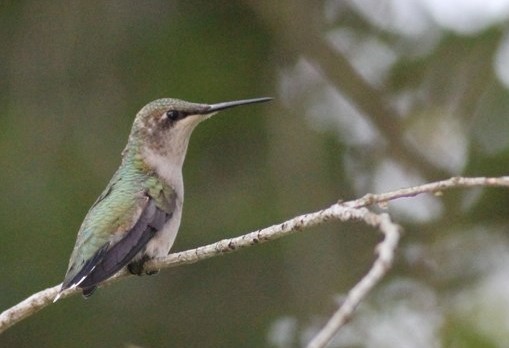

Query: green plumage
[62,149,175,288]
[56,96,271,299]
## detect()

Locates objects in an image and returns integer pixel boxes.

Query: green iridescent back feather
[62,147,175,286]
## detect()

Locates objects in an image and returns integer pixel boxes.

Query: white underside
[139,147,185,259]
[134,113,209,260]
[144,206,182,258]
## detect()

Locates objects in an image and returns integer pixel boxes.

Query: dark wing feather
[60,244,109,291]
[77,197,170,296]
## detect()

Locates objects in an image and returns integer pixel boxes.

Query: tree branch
[2,176,509,341]
[306,211,400,348]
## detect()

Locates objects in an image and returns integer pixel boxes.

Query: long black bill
[207,97,273,113]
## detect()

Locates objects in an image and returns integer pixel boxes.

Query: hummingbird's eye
[165,110,181,121]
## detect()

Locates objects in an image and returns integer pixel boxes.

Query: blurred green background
[2,1,509,347]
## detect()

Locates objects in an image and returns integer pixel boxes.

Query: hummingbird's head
[128,97,272,165]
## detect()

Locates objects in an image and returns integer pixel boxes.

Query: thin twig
[0,202,371,334]
[347,176,509,208]
[304,176,509,347]
[1,176,509,336]
[306,210,401,348]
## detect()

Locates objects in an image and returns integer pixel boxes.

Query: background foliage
[2,1,509,347]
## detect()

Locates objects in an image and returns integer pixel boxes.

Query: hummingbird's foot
[127,255,159,276]
[82,286,97,298]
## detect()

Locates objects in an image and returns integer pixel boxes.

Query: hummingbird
[55,96,272,301]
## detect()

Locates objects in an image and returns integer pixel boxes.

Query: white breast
[144,206,182,258]
[141,148,185,258]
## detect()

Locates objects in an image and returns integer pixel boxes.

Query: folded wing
[59,195,171,298]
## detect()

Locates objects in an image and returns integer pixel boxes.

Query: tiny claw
[127,261,144,275]
[127,255,158,276]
